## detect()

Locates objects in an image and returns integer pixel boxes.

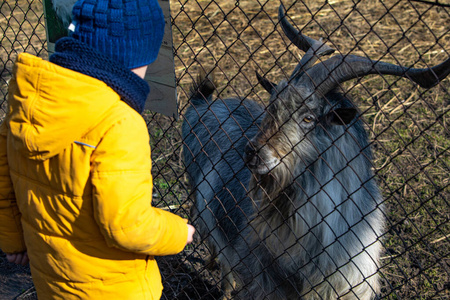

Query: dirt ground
[0,252,33,300]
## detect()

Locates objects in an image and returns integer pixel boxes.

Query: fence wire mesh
[1,0,449,299]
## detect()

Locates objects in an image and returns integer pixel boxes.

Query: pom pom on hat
[69,0,165,69]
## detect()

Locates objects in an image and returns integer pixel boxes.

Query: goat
[182,5,450,299]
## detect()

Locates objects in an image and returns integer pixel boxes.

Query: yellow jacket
[0,53,188,299]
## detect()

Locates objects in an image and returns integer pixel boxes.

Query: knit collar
[50,37,149,114]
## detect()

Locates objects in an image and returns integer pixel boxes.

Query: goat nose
[244,142,255,155]
[244,142,260,168]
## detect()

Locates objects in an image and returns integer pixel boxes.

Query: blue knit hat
[69,0,165,69]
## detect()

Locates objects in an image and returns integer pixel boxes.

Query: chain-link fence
[1,0,449,299]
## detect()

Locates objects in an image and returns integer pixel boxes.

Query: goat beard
[248,153,295,206]
[247,161,299,252]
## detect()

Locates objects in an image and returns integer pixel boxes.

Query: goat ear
[256,71,277,94]
[326,108,357,125]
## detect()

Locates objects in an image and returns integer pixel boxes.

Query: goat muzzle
[244,142,261,170]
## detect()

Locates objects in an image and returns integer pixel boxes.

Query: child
[0,0,195,299]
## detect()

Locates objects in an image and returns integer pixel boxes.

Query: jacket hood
[7,53,121,161]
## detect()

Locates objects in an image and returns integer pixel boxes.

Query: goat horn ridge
[278,4,335,80]
[301,54,450,98]
[277,3,450,96]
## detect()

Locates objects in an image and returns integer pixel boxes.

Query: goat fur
[183,71,384,299]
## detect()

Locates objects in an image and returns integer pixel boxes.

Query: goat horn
[291,38,335,79]
[278,4,335,79]
[256,71,277,94]
[300,54,450,98]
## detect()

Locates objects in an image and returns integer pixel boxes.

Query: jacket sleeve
[90,112,188,256]
[0,120,26,254]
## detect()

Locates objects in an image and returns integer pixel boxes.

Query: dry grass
[1,0,449,299]
[1,0,47,116]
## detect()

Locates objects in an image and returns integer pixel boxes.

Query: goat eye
[303,116,314,123]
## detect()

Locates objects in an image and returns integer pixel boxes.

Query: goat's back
[182,97,263,244]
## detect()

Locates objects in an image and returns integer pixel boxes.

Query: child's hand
[186,224,196,245]
[6,251,29,266]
